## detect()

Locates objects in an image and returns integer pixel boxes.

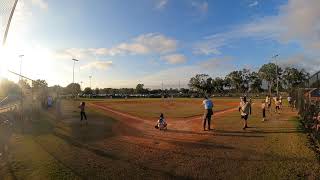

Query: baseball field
[1,97,320,179]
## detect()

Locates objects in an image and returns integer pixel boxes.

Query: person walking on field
[287,95,292,107]
[249,97,253,115]
[265,95,271,111]
[202,96,213,131]
[287,95,294,111]
[239,96,251,130]
[275,97,281,114]
[78,102,87,123]
[261,100,266,122]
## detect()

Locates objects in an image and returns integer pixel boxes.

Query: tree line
[0,63,310,99]
[188,63,309,95]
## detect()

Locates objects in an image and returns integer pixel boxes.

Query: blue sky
[1,0,320,89]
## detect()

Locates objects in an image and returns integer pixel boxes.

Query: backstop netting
[20,77,50,122]
[0,0,17,45]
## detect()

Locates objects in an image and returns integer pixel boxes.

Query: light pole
[19,54,24,80]
[272,54,279,96]
[161,80,165,100]
[89,76,92,89]
[18,54,24,129]
[71,58,79,84]
[71,58,79,98]
[80,81,83,90]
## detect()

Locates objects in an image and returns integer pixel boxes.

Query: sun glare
[0,44,55,83]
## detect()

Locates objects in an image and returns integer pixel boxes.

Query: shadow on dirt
[165,139,235,149]
[165,129,264,138]
[66,118,116,143]
[215,129,304,135]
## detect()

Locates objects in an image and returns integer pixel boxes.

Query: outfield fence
[0,100,18,157]
[294,71,320,143]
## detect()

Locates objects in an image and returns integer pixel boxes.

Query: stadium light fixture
[71,58,79,99]
[272,54,279,96]
[71,58,79,84]
[19,54,24,80]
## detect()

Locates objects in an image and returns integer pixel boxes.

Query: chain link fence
[0,0,17,45]
[293,71,320,143]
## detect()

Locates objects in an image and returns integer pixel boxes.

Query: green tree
[32,79,48,90]
[282,67,309,91]
[135,84,144,94]
[18,79,31,96]
[18,79,31,89]
[49,85,63,96]
[224,77,232,90]
[0,79,20,97]
[249,72,262,93]
[213,77,224,93]
[258,63,282,95]
[95,88,100,94]
[83,87,93,94]
[64,83,81,95]
[31,79,48,103]
[226,71,243,92]
[188,74,214,95]
[241,68,251,92]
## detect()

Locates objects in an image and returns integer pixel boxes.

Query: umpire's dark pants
[80,111,87,120]
[203,109,213,130]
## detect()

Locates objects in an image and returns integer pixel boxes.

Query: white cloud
[155,0,168,9]
[193,36,225,55]
[194,16,283,55]
[31,0,48,10]
[278,54,320,74]
[115,42,149,55]
[278,0,320,49]
[198,56,234,69]
[129,33,178,54]
[191,1,208,14]
[141,57,235,88]
[57,33,178,58]
[55,48,90,60]
[161,54,186,64]
[195,0,320,56]
[80,61,113,70]
[249,1,258,7]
